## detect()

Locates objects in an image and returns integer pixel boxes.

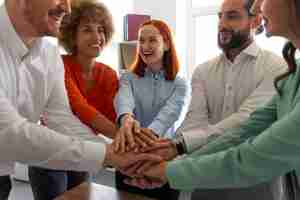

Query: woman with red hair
[113,19,189,200]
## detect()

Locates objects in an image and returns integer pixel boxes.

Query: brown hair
[59,0,114,54]
[131,19,180,81]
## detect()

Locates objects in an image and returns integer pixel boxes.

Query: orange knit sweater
[63,55,118,130]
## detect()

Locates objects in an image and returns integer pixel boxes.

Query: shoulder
[95,62,118,79]
[173,75,189,88]
[40,38,59,57]
[61,55,73,68]
[192,55,222,79]
[120,71,139,81]
[258,49,287,74]
[40,38,65,72]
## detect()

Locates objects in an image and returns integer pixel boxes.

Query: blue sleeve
[114,72,135,121]
[148,76,190,137]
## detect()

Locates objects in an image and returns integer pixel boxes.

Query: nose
[141,41,151,50]
[91,30,105,44]
[218,15,228,31]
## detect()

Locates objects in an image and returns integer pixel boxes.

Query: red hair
[131,19,180,81]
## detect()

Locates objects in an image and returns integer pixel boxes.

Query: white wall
[132,0,190,77]
[132,0,176,34]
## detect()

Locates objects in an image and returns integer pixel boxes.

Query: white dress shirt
[179,42,287,153]
[0,5,107,175]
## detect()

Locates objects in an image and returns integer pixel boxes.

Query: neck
[224,39,253,62]
[147,62,163,73]
[6,0,39,48]
[75,54,96,74]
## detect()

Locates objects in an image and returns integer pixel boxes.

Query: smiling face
[251,0,300,40]
[137,25,169,71]
[260,0,291,37]
[217,0,255,51]
[75,19,106,58]
[24,0,71,37]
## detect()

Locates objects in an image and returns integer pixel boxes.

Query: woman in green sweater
[124,0,300,197]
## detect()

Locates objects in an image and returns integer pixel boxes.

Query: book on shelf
[124,14,151,41]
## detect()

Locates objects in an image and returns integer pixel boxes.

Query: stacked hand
[112,114,159,153]
[103,144,160,170]
[120,139,179,189]
[110,115,179,189]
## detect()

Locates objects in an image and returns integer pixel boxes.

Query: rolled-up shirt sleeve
[179,66,219,152]
[40,52,107,171]
[114,72,136,121]
[148,76,189,137]
[0,87,105,172]
[166,96,292,190]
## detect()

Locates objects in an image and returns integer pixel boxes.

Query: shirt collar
[242,42,260,57]
[222,42,261,62]
[144,68,165,80]
[0,4,29,61]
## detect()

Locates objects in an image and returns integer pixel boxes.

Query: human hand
[134,128,159,148]
[141,139,178,161]
[120,138,177,178]
[113,120,159,153]
[113,114,140,153]
[104,144,163,172]
[124,177,166,189]
[124,162,168,189]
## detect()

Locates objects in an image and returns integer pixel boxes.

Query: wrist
[173,134,187,155]
[170,142,179,159]
[160,161,168,182]
[120,113,134,126]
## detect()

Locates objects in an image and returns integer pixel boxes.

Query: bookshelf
[118,41,137,74]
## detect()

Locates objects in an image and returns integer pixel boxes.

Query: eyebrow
[80,24,104,29]
[219,10,242,15]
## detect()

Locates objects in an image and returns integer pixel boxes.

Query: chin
[44,26,60,37]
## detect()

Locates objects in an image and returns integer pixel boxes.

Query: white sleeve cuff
[182,126,222,153]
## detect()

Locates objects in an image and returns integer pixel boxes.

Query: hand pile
[108,115,178,189]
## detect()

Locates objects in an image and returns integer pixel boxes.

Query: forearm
[0,118,105,172]
[91,113,117,138]
[149,77,189,136]
[166,132,295,190]
[165,99,284,190]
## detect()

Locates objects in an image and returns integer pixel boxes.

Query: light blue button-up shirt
[114,70,189,138]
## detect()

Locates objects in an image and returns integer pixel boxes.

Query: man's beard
[218,29,251,51]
